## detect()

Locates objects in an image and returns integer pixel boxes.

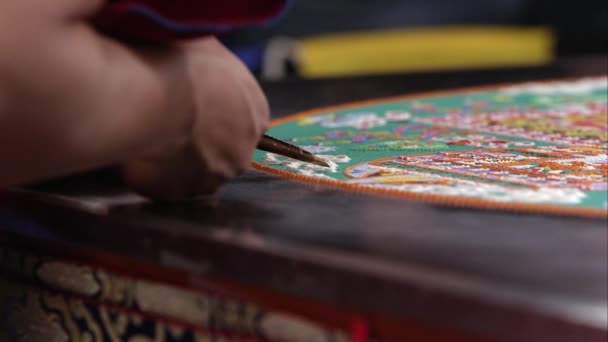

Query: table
[1,55,607,342]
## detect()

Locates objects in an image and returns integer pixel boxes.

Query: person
[0,0,283,200]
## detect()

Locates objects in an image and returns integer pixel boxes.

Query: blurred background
[220,0,608,80]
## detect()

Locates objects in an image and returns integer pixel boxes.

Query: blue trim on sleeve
[127,0,292,34]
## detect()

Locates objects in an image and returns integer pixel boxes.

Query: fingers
[185,38,270,174]
[120,38,270,200]
[121,145,228,200]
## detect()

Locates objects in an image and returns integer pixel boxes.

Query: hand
[120,38,270,200]
[0,1,268,194]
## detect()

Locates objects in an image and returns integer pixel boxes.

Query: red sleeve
[94,0,289,42]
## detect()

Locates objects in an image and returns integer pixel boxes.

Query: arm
[0,0,191,186]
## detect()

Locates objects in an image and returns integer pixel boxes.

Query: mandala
[252,77,608,218]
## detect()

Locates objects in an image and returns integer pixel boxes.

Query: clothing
[94,0,290,42]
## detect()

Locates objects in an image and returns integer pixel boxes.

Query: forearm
[0,1,193,186]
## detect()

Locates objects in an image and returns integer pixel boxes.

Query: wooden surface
[1,55,607,341]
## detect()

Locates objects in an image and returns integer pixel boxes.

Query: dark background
[225,0,608,56]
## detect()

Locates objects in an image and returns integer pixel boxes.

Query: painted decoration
[252,77,608,217]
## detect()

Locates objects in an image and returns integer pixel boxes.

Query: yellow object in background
[295,26,555,78]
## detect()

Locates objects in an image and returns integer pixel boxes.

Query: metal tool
[257,135,330,167]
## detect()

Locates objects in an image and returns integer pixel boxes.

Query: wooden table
[1,56,607,342]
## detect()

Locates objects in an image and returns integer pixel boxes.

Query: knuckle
[231,149,254,176]
[259,97,271,124]
[235,160,250,175]
[259,111,271,132]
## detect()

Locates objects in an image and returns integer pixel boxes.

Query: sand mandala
[252,77,608,218]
